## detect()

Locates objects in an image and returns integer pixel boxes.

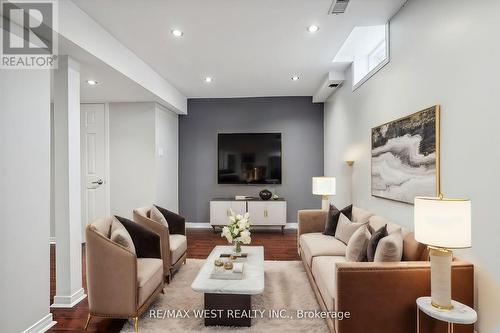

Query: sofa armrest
[334,261,474,333]
[133,209,170,277]
[297,209,327,251]
[86,227,138,317]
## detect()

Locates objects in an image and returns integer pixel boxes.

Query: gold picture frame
[371,105,441,204]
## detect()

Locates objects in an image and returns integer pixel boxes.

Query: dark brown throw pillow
[367,224,388,262]
[331,204,353,221]
[114,216,161,259]
[154,205,186,235]
[323,206,341,236]
[323,204,353,236]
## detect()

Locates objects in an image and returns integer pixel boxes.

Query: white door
[81,104,108,240]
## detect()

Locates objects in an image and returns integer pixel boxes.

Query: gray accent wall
[179,97,323,223]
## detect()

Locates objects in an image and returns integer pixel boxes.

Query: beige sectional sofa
[298,207,474,333]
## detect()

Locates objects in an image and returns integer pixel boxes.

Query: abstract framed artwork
[371,105,441,204]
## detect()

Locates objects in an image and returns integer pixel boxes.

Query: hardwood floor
[48,228,298,332]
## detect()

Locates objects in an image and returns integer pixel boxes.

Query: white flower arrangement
[221,210,251,246]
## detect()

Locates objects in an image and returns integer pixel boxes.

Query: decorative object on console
[371,105,440,204]
[414,194,471,310]
[221,210,251,254]
[312,176,336,210]
[259,189,273,200]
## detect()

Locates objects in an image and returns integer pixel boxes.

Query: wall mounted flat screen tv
[218,133,282,185]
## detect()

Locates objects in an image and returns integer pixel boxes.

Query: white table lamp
[414,195,471,310]
[313,177,336,210]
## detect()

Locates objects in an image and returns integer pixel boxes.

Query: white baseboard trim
[49,237,56,244]
[22,313,56,333]
[186,222,212,229]
[51,288,87,308]
[186,222,298,230]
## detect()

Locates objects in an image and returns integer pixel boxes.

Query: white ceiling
[57,35,162,103]
[72,0,406,98]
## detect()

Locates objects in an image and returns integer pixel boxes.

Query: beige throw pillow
[346,225,371,262]
[374,228,403,262]
[150,205,168,225]
[110,218,136,255]
[335,213,367,245]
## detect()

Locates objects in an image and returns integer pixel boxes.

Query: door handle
[91,179,104,186]
[264,209,268,217]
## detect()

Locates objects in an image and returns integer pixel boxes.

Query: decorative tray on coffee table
[219,253,248,262]
[210,264,245,280]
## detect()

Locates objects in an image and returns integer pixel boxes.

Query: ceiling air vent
[313,71,345,103]
[328,0,350,14]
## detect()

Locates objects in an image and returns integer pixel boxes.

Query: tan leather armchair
[133,207,187,283]
[84,217,164,332]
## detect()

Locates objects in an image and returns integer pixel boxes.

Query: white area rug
[121,259,329,332]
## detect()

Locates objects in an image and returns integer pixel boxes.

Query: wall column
[51,56,86,308]
[0,69,56,332]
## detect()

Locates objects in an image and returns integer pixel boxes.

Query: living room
[1,0,499,333]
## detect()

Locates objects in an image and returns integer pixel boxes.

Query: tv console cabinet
[210,198,287,233]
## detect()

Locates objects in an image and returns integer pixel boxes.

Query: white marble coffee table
[191,245,265,326]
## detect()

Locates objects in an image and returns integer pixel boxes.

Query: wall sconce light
[346,160,354,167]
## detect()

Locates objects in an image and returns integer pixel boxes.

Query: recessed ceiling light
[86,80,99,86]
[307,25,320,33]
[171,29,184,37]
[205,77,213,83]
[291,76,300,81]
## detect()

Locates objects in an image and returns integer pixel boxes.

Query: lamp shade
[312,177,336,196]
[414,196,471,249]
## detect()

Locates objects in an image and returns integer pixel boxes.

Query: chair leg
[133,317,139,332]
[84,314,91,330]
[166,274,171,284]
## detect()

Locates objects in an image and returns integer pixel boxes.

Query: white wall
[324,1,500,332]
[109,102,179,218]
[0,69,55,332]
[109,102,156,217]
[155,104,179,212]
